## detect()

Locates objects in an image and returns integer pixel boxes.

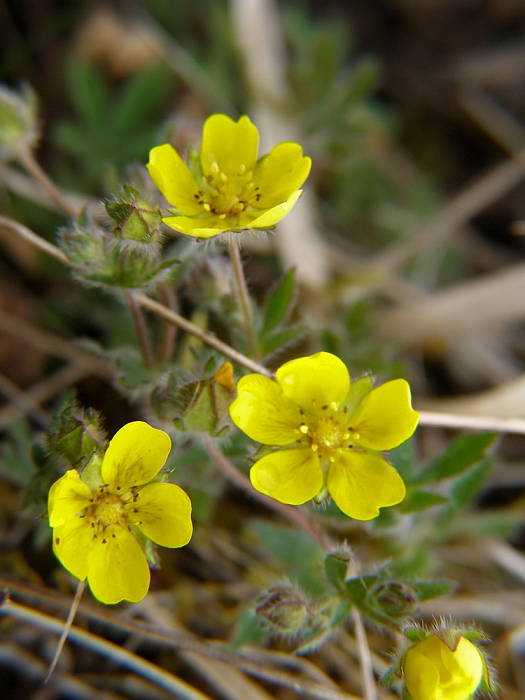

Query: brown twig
[0,596,210,700]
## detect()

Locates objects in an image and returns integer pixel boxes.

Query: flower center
[194,161,261,218]
[82,485,135,543]
[296,407,361,461]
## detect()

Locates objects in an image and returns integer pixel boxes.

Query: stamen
[311,444,319,452]
[210,161,220,174]
[299,424,309,434]
[203,202,211,212]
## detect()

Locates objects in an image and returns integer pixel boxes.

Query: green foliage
[54,61,172,189]
[415,433,497,485]
[249,521,325,596]
[257,267,305,359]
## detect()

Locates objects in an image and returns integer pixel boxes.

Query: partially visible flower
[402,633,484,700]
[147,114,311,238]
[229,352,419,520]
[48,421,192,604]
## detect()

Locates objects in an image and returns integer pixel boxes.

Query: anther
[211,161,220,174]
[102,538,107,544]
[55,537,60,544]
[311,444,319,452]
[238,164,246,175]
[203,202,211,212]
[220,172,228,182]
[299,424,309,434]
[322,405,328,410]
[330,402,338,410]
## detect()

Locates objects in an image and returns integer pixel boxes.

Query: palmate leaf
[414,432,497,485]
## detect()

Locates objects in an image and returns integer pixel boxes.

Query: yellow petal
[403,635,483,700]
[229,373,301,445]
[201,114,259,177]
[87,525,150,604]
[237,190,303,230]
[162,214,230,238]
[350,379,419,451]
[327,451,406,520]
[48,469,92,528]
[442,637,484,696]
[250,448,323,505]
[129,482,193,548]
[404,640,441,700]
[253,142,311,207]
[147,144,201,214]
[101,421,171,489]
[52,517,93,581]
[275,352,350,413]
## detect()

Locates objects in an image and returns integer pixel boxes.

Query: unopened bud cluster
[59,189,176,289]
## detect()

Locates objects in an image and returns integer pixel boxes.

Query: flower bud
[0,83,39,157]
[105,186,162,242]
[255,584,309,635]
[370,580,416,619]
[402,633,484,700]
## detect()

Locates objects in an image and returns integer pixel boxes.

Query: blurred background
[3,0,525,697]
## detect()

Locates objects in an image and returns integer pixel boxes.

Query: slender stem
[352,608,377,700]
[124,290,155,366]
[157,281,177,364]
[45,579,85,682]
[9,214,525,435]
[228,236,259,359]
[134,293,271,376]
[17,147,79,219]
[0,596,209,700]
[201,437,331,549]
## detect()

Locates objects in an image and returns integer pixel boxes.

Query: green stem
[228,236,260,359]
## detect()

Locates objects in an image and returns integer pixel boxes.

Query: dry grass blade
[0,596,212,700]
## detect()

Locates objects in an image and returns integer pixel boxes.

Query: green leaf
[260,268,296,335]
[231,608,268,648]
[68,61,109,126]
[412,580,455,601]
[250,521,325,595]
[450,457,493,509]
[415,433,496,485]
[399,489,448,513]
[111,67,171,135]
[324,552,349,591]
[260,324,305,357]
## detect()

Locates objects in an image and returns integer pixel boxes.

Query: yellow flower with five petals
[229,352,419,520]
[402,634,484,700]
[48,421,192,604]
[147,114,311,238]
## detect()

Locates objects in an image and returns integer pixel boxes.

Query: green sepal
[324,551,350,592]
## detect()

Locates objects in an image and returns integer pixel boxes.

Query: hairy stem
[17,147,79,219]
[124,290,155,366]
[228,236,259,359]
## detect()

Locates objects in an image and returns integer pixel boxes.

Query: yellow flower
[48,421,192,604]
[403,634,484,700]
[147,114,311,238]
[229,352,419,520]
